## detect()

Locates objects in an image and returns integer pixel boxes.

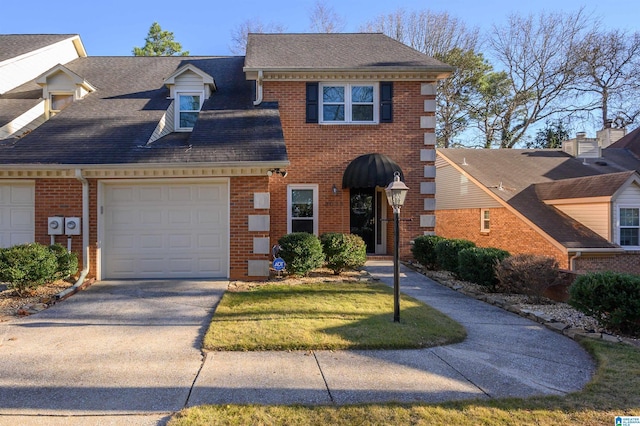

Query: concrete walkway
[0,262,595,425]
[189,261,595,406]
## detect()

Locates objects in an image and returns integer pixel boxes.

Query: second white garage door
[102,181,229,279]
[0,182,34,248]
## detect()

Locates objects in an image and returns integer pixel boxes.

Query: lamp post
[385,171,409,323]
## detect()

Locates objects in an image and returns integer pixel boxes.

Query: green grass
[171,340,640,425]
[203,281,466,351]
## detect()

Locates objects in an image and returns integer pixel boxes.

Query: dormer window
[50,93,74,113]
[177,93,202,131]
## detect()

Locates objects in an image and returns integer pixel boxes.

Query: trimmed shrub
[569,271,640,336]
[0,243,58,295]
[278,233,325,276]
[320,233,366,275]
[411,235,445,270]
[495,254,560,302]
[434,238,476,274]
[458,247,511,290]
[49,244,79,280]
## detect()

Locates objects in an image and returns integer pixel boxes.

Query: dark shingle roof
[0,56,287,165]
[535,171,636,200]
[244,33,452,72]
[437,149,640,250]
[0,34,78,62]
[606,126,640,159]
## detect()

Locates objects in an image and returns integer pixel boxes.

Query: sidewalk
[188,261,595,406]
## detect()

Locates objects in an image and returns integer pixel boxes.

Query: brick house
[0,33,451,280]
[435,128,640,274]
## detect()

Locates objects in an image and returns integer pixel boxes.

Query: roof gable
[35,63,96,93]
[164,63,216,89]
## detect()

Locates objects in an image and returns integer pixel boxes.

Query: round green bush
[411,235,445,270]
[320,232,366,275]
[569,271,640,336]
[458,247,510,290]
[434,238,476,274]
[49,244,79,280]
[0,243,58,295]
[278,233,325,276]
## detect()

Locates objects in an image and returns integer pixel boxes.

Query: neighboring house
[435,127,640,274]
[0,33,451,280]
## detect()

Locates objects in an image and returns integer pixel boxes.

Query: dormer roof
[164,63,216,91]
[35,63,96,93]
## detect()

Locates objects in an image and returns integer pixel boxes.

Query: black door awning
[342,153,404,189]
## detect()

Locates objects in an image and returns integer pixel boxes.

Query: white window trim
[480,208,490,233]
[287,184,319,235]
[175,91,204,132]
[617,205,640,249]
[49,92,75,114]
[319,83,379,124]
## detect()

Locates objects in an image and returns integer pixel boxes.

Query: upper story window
[320,83,378,124]
[619,207,639,247]
[480,209,490,233]
[50,93,74,113]
[176,93,203,131]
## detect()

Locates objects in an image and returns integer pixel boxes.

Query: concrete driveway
[0,279,227,425]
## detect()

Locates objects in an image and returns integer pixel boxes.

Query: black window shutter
[306,82,319,123]
[380,82,393,123]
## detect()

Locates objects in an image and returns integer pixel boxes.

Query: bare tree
[229,18,286,55]
[361,9,479,57]
[309,1,346,33]
[489,9,591,147]
[362,9,482,147]
[575,29,640,128]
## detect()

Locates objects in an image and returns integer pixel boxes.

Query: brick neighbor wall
[35,179,86,271]
[574,252,640,275]
[262,80,434,259]
[435,207,569,268]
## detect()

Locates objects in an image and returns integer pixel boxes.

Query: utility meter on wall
[48,217,64,235]
[64,217,81,235]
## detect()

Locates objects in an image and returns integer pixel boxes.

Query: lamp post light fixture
[385,171,409,323]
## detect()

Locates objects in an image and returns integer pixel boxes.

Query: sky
[2,0,639,56]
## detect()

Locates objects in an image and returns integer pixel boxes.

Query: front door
[350,188,387,254]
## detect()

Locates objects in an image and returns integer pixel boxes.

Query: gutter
[253,70,263,106]
[55,169,90,300]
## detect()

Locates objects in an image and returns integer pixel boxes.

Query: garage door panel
[168,234,192,248]
[139,186,163,201]
[10,208,33,227]
[198,233,222,248]
[103,182,229,279]
[140,234,164,249]
[168,210,192,225]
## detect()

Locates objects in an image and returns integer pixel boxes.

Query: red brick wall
[435,207,569,268]
[35,179,86,270]
[263,80,433,258]
[230,176,270,280]
[574,252,640,275]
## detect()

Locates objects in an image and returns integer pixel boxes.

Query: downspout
[56,169,90,299]
[569,251,582,272]
[253,70,263,106]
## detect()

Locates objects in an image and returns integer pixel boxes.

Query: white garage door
[0,182,35,248]
[102,181,229,279]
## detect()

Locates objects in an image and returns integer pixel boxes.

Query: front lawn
[203,281,466,351]
[172,339,640,425]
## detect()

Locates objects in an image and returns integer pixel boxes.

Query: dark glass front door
[350,188,375,253]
